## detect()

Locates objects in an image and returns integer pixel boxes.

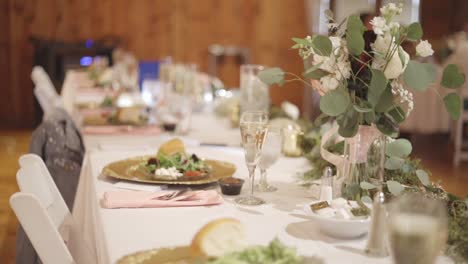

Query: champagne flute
[256,129,282,192]
[235,111,268,206]
[388,193,448,264]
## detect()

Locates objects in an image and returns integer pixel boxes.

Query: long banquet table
[64,70,451,264]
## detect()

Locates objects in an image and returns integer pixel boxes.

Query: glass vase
[340,125,386,201]
[239,64,270,114]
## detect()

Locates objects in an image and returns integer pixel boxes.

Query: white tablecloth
[65,70,450,264]
[74,146,392,264]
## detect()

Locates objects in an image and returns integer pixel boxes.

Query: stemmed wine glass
[388,193,448,264]
[256,129,282,192]
[235,111,268,206]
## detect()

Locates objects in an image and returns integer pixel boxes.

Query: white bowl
[303,202,371,239]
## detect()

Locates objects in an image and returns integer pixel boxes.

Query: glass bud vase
[340,125,386,201]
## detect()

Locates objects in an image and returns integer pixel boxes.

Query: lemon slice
[190,218,246,257]
[157,138,186,156]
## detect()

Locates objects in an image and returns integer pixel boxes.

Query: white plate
[303,201,371,238]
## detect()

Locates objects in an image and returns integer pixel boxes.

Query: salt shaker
[319,167,333,202]
[365,191,388,257]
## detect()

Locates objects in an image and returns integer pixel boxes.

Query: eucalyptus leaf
[387,180,405,195]
[258,67,285,86]
[319,89,350,116]
[385,156,405,170]
[360,181,377,190]
[403,61,437,91]
[441,64,466,89]
[342,183,361,200]
[406,22,423,41]
[368,69,388,107]
[346,15,365,56]
[364,111,376,124]
[416,170,430,186]
[443,93,462,120]
[291,43,301,49]
[303,67,329,80]
[312,35,333,56]
[375,88,394,113]
[361,196,373,204]
[376,114,398,137]
[398,48,407,67]
[386,138,412,157]
[388,106,406,124]
[337,108,359,137]
[291,37,310,46]
[353,104,373,113]
[313,113,330,127]
[338,123,359,138]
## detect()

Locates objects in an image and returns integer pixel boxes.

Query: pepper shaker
[365,191,388,257]
[319,167,333,202]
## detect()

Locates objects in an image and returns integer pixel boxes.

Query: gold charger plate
[102,156,237,185]
[117,246,204,264]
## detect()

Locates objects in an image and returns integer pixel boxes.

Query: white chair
[15,154,96,264]
[10,192,75,264]
[31,66,57,96]
[453,97,468,166]
[445,43,468,166]
[31,66,63,116]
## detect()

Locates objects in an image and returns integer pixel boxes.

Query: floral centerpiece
[260,3,465,138]
[260,3,466,200]
[262,3,467,261]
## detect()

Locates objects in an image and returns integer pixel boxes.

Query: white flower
[315,54,335,72]
[389,22,400,33]
[329,36,342,49]
[371,34,409,79]
[306,36,351,93]
[281,101,300,120]
[391,81,414,116]
[320,75,340,91]
[336,60,352,79]
[371,33,394,54]
[416,40,434,57]
[327,22,338,30]
[370,16,388,35]
[380,3,403,17]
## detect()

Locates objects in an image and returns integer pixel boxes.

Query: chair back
[16,154,96,264]
[10,192,75,264]
[32,66,63,116]
[17,154,70,227]
[31,66,58,96]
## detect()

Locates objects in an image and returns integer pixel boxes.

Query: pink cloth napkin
[82,125,161,135]
[101,190,224,209]
[79,108,113,117]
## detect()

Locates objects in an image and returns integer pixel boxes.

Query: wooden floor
[0,130,466,263]
[0,130,30,263]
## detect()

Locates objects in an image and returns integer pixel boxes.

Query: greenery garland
[270,107,468,262]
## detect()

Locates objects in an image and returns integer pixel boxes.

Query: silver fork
[159,188,190,200]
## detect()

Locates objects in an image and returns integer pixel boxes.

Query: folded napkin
[79,108,113,117]
[101,190,223,209]
[82,125,161,135]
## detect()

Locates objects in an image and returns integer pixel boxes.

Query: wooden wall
[0,0,309,128]
[421,0,468,42]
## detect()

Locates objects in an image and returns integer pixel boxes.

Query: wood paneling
[0,0,310,128]
[421,0,468,46]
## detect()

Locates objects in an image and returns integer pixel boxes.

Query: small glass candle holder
[281,125,303,157]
